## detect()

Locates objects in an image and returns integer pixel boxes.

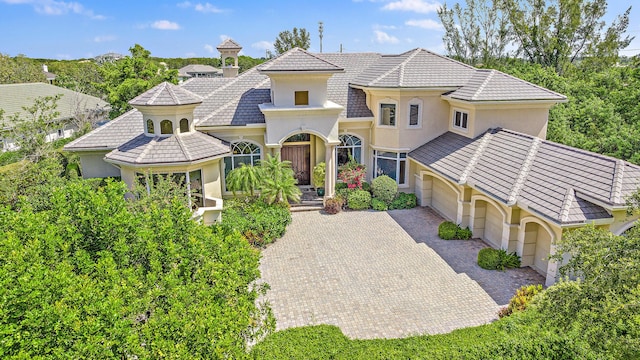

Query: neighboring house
[42,64,56,84]
[65,39,640,286]
[177,64,223,82]
[0,82,110,151]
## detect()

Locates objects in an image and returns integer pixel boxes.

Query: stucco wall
[270,74,331,107]
[79,152,121,178]
[473,107,549,139]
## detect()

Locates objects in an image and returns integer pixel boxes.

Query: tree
[274,28,311,54]
[259,153,301,204]
[226,163,263,196]
[97,44,178,118]
[0,54,47,84]
[438,0,511,65]
[501,0,633,73]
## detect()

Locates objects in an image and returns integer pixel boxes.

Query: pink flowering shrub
[338,160,367,189]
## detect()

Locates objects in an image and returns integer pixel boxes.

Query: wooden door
[281,145,311,185]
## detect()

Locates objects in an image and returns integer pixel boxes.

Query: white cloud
[373,30,399,44]
[219,34,230,42]
[382,0,440,14]
[405,19,443,30]
[194,2,222,13]
[1,0,105,19]
[93,35,116,43]
[373,24,397,30]
[251,40,273,51]
[151,20,180,30]
[176,1,191,7]
[204,44,214,53]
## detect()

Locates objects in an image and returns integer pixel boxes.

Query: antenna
[318,21,324,53]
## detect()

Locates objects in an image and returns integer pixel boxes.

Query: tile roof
[446,69,566,101]
[64,110,142,150]
[217,38,242,50]
[104,131,230,165]
[257,48,344,72]
[351,48,476,88]
[178,64,222,77]
[409,129,640,225]
[0,83,109,128]
[129,82,202,106]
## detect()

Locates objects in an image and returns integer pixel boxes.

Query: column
[325,144,336,198]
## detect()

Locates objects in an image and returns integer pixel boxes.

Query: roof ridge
[146,82,165,105]
[64,109,136,148]
[167,83,180,104]
[398,48,421,87]
[612,159,625,204]
[175,133,191,160]
[199,68,257,100]
[471,70,495,101]
[369,49,418,87]
[135,136,156,164]
[507,136,541,205]
[459,130,493,184]
[494,69,566,100]
[559,187,575,223]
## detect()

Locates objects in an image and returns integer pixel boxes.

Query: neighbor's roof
[178,64,222,77]
[0,83,109,128]
[104,131,230,165]
[409,129,640,225]
[350,48,475,88]
[445,69,566,102]
[257,48,344,73]
[217,38,242,50]
[129,82,202,106]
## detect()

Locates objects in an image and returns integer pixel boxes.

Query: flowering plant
[338,159,367,189]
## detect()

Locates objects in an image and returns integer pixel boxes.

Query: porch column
[325,144,336,198]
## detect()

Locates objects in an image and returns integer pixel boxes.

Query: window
[224,141,261,189]
[284,133,311,142]
[180,118,189,133]
[408,98,422,128]
[379,103,396,126]
[57,128,64,138]
[294,91,309,106]
[136,170,203,208]
[337,134,362,167]
[146,119,155,134]
[160,120,173,134]
[453,110,469,130]
[373,150,407,185]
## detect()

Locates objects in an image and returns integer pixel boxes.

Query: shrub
[371,175,397,204]
[324,197,343,214]
[438,221,459,240]
[390,192,417,209]
[335,182,348,191]
[478,248,521,270]
[361,181,371,193]
[337,160,366,189]
[498,284,544,318]
[312,162,325,189]
[347,190,371,210]
[213,197,292,247]
[456,226,473,240]
[371,198,388,211]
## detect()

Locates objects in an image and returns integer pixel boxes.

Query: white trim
[452,108,469,132]
[377,98,398,128]
[407,98,423,129]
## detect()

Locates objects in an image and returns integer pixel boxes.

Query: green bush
[347,190,371,210]
[456,226,473,240]
[335,182,348,191]
[213,196,291,247]
[499,284,544,318]
[371,198,388,211]
[361,181,371,193]
[478,248,521,270]
[438,221,473,240]
[371,175,397,205]
[390,192,417,209]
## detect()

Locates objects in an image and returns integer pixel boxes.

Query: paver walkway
[259,210,501,339]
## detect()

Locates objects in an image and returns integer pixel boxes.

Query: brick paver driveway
[259,209,501,339]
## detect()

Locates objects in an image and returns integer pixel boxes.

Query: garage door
[483,203,503,248]
[533,227,551,276]
[431,179,458,221]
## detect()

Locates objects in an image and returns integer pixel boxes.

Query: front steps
[290,188,324,212]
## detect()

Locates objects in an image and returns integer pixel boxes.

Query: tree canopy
[0,54,47,84]
[274,28,311,54]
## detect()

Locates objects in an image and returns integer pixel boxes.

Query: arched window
[337,134,362,167]
[160,120,173,134]
[180,118,189,133]
[224,141,261,187]
[146,119,155,134]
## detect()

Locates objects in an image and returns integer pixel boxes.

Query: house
[42,64,56,84]
[0,82,109,151]
[64,39,640,286]
[177,64,223,82]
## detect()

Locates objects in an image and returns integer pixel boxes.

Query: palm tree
[259,153,301,204]
[225,163,262,196]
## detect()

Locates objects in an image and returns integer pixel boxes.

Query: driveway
[259,209,508,339]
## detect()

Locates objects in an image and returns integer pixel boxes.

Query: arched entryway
[281,133,313,185]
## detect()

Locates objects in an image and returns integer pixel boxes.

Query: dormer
[257,48,344,108]
[128,82,203,137]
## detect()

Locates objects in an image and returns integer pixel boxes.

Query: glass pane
[353,147,361,163]
[400,152,407,158]
[462,113,468,129]
[378,151,397,159]
[160,120,173,134]
[380,104,395,126]
[284,134,310,142]
[399,160,406,185]
[295,91,309,106]
[233,155,252,167]
[180,118,189,133]
[146,119,154,134]
[409,104,419,126]
[454,111,461,127]
[376,157,397,181]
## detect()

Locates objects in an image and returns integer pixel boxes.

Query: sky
[0,0,638,60]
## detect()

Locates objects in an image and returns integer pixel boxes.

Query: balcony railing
[192,196,223,225]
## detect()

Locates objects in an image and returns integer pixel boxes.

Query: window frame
[373,149,408,186]
[160,119,173,135]
[336,134,363,169]
[378,99,398,127]
[452,109,469,132]
[294,91,309,106]
[146,119,155,135]
[223,140,262,191]
[407,98,423,129]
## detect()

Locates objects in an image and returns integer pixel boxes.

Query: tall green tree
[438,0,511,65]
[274,28,311,54]
[259,153,301,204]
[501,0,633,73]
[97,44,178,118]
[0,54,47,84]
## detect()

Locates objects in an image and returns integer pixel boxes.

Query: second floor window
[295,91,309,106]
[380,103,396,126]
[453,110,469,130]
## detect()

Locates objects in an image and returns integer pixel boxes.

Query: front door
[281,144,311,185]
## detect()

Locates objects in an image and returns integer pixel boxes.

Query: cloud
[151,20,180,30]
[93,35,116,43]
[1,0,105,19]
[373,24,397,30]
[176,1,191,7]
[405,19,443,30]
[251,41,273,51]
[373,30,399,44]
[382,0,440,14]
[204,44,214,53]
[177,1,224,13]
